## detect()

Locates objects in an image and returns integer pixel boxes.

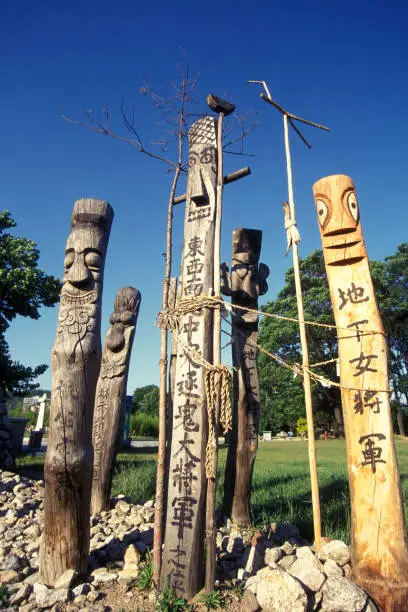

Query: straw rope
[157,295,232,479]
[157,293,391,478]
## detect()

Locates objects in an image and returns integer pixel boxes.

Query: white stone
[317,540,351,566]
[321,576,368,611]
[323,558,344,577]
[54,568,78,589]
[256,567,308,612]
[289,557,326,592]
[244,575,259,595]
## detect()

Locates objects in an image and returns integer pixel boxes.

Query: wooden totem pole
[161,116,218,599]
[222,229,269,526]
[40,199,113,585]
[91,286,141,514]
[313,175,408,611]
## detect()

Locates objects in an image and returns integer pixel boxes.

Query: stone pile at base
[0,469,378,611]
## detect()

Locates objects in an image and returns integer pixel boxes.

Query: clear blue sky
[1,0,407,394]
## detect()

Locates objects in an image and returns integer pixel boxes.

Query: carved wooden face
[186,117,217,221]
[61,200,113,305]
[313,174,366,266]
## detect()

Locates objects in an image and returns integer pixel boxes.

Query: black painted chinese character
[172,457,198,495]
[359,433,386,473]
[175,400,199,432]
[186,236,204,259]
[349,352,378,377]
[171,495,197,538]
[174,431,200,463]
[338,283,369,310]
[347,319,369,342]
[353,390,382,415]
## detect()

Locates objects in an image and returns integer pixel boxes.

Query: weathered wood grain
[313,175,408,611]
[222,229,269,526]
[40,199,113,586]
[161,116,218,599]
[91,286,141,514]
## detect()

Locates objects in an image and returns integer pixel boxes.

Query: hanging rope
[283,200,301,256]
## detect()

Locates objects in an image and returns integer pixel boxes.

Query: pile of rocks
[0,470,155,610]
[216,521,377,611]
[0,469,378,611]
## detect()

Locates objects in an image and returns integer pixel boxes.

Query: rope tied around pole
[283,200,301,256]
[156,295,232,480]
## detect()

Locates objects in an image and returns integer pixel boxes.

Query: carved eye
[347,191,359,223]
[316,199,329,227]
[84,250,102,270]
[64,250,74,269]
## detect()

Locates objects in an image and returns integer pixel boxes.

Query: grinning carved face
[313,175,366,266]
[60,199,113,306]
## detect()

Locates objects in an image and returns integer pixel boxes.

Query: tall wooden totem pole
[161,116,218,599]
[91,286,141,514]
[313,175,408,611]
[222,229,269,526]
[40,199,113,586]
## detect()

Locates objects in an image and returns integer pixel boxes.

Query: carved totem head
[186,117,218,222]
[313,175,366,266]
[101,286,141,378]
[231,228,269,324]
[61,199,114,306]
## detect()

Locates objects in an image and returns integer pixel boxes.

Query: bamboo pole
[205,111,224,593]
[283,113,322,547]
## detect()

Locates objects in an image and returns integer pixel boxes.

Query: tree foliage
[0,211,61,396]
[131,384,160,416]
[258,246,408,434]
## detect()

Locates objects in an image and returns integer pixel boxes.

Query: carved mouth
[324,228,356,237]
[328,256,364,266]
[326,240,361,250]
[61,290,97,305]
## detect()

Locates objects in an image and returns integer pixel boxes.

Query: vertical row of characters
[313,175,408,611]
[161,117,218,600]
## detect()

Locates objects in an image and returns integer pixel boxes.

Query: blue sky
[1,0,407,394]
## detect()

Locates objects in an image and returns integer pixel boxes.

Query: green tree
[131,384,160,416]
[296,417,308,436]
[258,250,341,434]
[371,244,408,435]
[0,211,61,396]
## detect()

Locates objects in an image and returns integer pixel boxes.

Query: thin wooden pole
[283,113,322,547]
[205,112,224,593]
[153,166,181,587]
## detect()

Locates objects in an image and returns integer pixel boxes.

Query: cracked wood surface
[40,198,113,586]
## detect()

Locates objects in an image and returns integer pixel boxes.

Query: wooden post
[204,92,236,593]
[168,277,179,413]
[91,286,141,514]
[40,199,113,586]
[222,228,269,526]
[161,116,218,599]
[313,175,408,611]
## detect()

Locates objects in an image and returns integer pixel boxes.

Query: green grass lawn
[15,437,408,544]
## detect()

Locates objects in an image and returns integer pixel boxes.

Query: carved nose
[66,256,91,287]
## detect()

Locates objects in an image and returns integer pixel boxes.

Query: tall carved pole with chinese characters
[161,116,218,599]
[40,199,113,586]
[313,175,408,612]
[91,286,141,514]
[222,229,269,526]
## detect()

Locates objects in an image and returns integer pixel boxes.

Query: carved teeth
[61,290,96,305]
